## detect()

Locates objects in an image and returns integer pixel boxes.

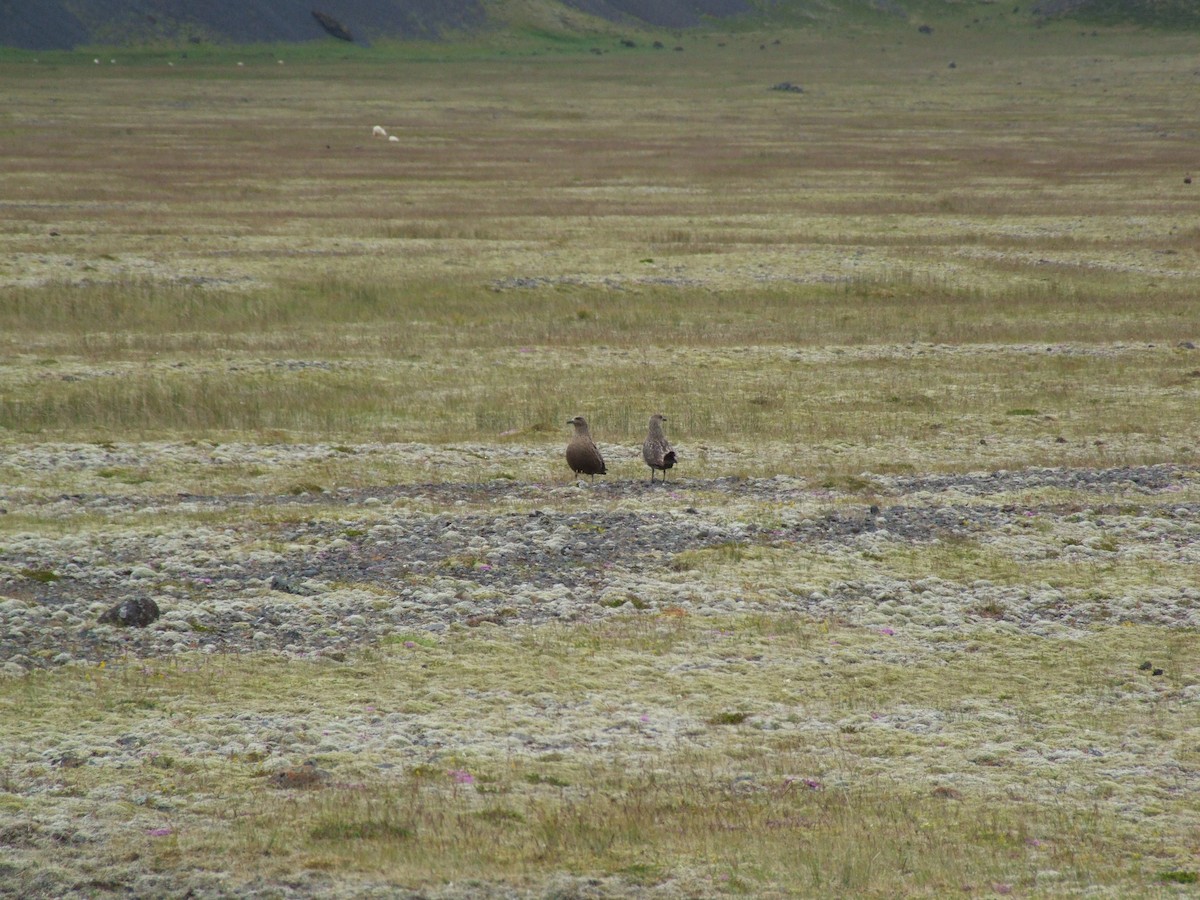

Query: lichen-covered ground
[2,445,1199,897]
[3,22,1200,896]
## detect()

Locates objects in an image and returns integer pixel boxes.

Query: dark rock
[918,24,933,33]
[770,82,804,93]
[98,597,160,628]
[311,10,353,42]
[270,574,304,594]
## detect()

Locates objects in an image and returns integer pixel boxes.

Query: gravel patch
[2,457,1197,673]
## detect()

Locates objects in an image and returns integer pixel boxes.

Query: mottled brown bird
[566,416,607,482]
[642,413,677,484]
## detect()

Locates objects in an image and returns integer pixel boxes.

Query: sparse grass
[0,343,1196,479]
[1,27,1198,474]
[1,618,1197,894]
[666,533,1199,601]
[3,20,1200,898]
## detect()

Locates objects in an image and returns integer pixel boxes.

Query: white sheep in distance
[388,135,399,142]
[372,125,387,138]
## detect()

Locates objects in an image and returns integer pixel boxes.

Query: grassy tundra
[1,18,1199,898]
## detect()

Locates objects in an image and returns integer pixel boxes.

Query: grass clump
[708,711,751,725]
[19,568,60,583]
[1159,870,1199,884]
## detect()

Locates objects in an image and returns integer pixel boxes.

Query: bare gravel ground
[3,450,1198,672]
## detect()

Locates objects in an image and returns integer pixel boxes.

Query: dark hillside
[1,0,488,49]
[0,0,1193,50]
[1,1,92,50]
[0,0,750,50]
[1037,0,1200,28]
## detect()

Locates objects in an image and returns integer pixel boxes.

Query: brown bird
[566,416,606,482]
[642,413,677,484]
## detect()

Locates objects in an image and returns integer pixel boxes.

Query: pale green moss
[1,620,1197,894]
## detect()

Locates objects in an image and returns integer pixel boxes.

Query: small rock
[270,574,310,595]
[98,597,160,628]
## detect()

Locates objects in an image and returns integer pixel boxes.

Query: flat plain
[1,19,1199,898]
